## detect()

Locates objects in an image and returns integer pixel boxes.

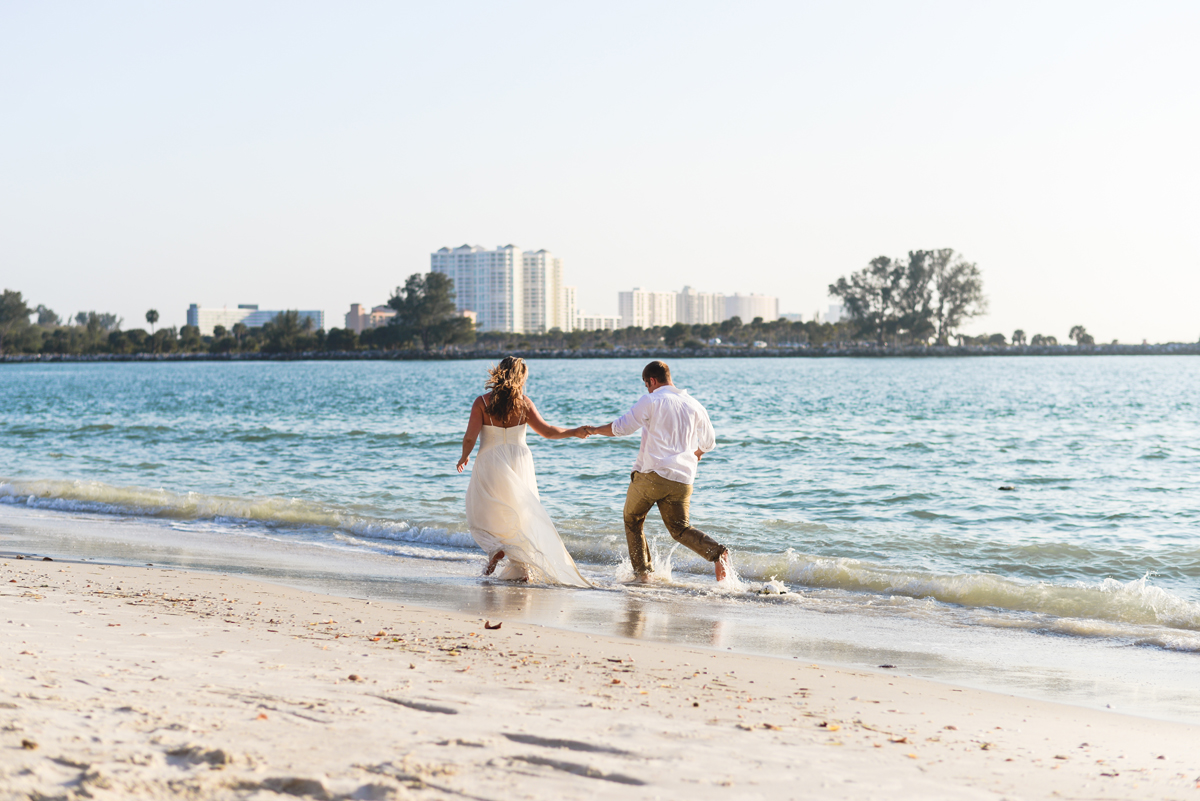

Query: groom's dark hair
[642,360,671,385]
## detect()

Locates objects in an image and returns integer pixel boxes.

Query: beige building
[344,304,397,334]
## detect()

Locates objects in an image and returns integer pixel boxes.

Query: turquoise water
[3,357,1200,712]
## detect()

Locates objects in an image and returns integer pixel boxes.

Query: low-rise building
[344,304,397,334]
[186,304,324,337]
[577,314,621,332]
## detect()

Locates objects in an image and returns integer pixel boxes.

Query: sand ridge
[2,557,1198,800]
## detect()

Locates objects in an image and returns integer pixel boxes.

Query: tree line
[1,258,1105,357]
[828,248,987,346]
[827,249,1105,348]
[0,291,336,356]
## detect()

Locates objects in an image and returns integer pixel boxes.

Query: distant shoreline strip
[3,342,1199,363]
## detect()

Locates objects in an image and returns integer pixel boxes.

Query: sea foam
[5,476,1199,637]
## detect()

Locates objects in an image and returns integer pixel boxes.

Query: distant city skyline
[429,244,782,334]
[3,4,1197,343]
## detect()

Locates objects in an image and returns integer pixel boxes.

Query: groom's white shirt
[610,385,716,485]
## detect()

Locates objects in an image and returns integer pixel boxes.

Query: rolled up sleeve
[696,408,716,453]
[611,395,651,437]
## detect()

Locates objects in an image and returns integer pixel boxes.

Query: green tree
[828,256,905,346]
[891,251,938,344]
[146,309,159,335]
[387,272,474,350]
[1012,329,1026,346]
[179,325,204,352]
[664,322,690,347]
[35,304,60,327]
[262,311,313,353]
[152,327,177,353]
[325,327,359,351]
[0,289,31,355]
[1068,325,1094,346]
[719,316,743,338]
[930,249,987,344]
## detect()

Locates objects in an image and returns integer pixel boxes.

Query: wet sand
[3,556,1199,800]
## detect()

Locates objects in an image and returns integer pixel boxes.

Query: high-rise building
[618,288,678,329]
[522,249,565,334]
[724,293,779,323]
[186,304,324,337]
[433,244,572,334]
[431,244,524,334]
[677,286,725,325]
[561,286,578,332]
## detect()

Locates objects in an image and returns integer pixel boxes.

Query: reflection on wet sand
[7,505,1200,724]
[619,598,646,639]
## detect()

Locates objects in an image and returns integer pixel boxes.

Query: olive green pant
[623,470,726,575]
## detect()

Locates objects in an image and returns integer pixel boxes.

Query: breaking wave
[4,476,1199,643]
[0,477,474,549]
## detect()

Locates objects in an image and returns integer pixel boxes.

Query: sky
[2,1,1198,343]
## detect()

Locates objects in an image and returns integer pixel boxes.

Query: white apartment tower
[431,244,576,334]
[618,288,678,329]
[561,286,578,332]
[523,249,577,333]
[677,286,725,325]
[725,293,780,323]
[431,245,524,333]
[616,286,781,328]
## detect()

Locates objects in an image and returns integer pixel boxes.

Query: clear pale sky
[3,2,1197,343]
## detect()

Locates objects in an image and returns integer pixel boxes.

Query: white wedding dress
[466,423,590,587]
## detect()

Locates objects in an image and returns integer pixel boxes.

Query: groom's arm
[601,396,650,438]
[587,423,615,437]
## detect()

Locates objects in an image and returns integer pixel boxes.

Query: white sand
[3,557,1198,800]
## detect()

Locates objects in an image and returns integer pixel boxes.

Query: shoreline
[4,554,1199,799]
[3,342,1199,363]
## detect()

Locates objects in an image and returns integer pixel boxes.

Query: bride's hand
[456,455,469,473]
[575,426,592,439]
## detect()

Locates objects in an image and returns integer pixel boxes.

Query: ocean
[3,357,1198,721]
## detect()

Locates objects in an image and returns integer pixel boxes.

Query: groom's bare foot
[714,549,732,582]
[484,551,505,576]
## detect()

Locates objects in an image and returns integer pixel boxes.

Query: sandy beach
[3,556,1198,801]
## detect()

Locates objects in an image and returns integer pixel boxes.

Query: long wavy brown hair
[484,356,528,423]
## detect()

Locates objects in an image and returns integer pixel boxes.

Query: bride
[456,357,591,587]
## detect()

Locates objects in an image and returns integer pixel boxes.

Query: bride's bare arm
[524,398,589,440]
[457,396,486,472]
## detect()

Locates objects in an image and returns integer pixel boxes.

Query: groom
[586,361,732,582]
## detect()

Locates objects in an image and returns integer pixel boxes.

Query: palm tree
[146,309,159,334]
[1068,325,1094,346]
